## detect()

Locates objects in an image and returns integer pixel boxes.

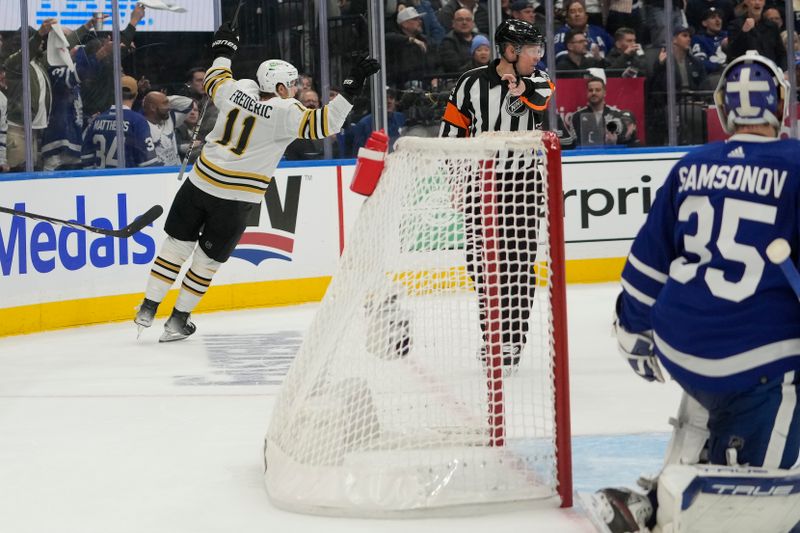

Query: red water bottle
[350,129,389,196]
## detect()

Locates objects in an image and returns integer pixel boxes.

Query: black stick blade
[118,205,164,237]
[0,203,164,238]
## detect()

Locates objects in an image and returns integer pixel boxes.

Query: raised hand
[501,73,525,97]
[211,21,239,59]
[341,55,381,99]
[38,18,57,36]
[130,3,146,26]
[84,13,109,30]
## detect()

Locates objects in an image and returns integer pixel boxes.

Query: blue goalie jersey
[618,134,800,392]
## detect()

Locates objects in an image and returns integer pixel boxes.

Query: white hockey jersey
[189,57,353,204]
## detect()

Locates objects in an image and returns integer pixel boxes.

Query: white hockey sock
[145,237,196,303]
[174,247,220,313]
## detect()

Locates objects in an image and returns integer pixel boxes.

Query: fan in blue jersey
[80,75,159,169]
[690,7,728,75]
[553,0,613,59]
[591,51,800,533]
[42,64,83,171]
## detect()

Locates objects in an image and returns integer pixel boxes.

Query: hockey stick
[176,95,209,182]
[767,238,800,300]
[0,204,164,238]
[176,0,246,181]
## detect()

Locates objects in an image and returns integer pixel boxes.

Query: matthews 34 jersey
[81,106,159,169]
[618,134,800,392]
[189,57,353,204]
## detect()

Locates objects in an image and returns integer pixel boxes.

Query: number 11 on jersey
[217,109,256,156]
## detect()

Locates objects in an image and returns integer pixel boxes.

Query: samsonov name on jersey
[677,163,788,199]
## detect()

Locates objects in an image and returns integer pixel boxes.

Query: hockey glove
[613,318,665,383]
[519,71,553,108]
[211,22,239,59]
[341,55,381,100]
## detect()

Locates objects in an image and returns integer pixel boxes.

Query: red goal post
[264,130,572,515]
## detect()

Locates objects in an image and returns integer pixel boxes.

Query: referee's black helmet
[494,19,544,50]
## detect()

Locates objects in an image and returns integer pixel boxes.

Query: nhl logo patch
[505,95,526,117]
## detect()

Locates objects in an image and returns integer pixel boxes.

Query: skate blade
[159,330,190,343]
[137,325,145,339]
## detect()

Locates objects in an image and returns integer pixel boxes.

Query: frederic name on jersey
[230,89,275,119]
[677,163,788,199]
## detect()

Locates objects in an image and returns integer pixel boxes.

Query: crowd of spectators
[335,0,797,153]
[365,0,797,150]
[1,0,798,171]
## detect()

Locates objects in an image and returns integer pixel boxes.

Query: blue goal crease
[571,432,671,493]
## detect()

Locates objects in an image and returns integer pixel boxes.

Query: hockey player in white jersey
[588,51,800,533]
[134,21,380,341]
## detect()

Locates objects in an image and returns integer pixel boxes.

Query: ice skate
[584,487,653,533]
[134,298,159,339]
[479,344,521,376]
[159,309,196,342]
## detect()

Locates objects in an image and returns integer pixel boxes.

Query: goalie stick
[0,204,164,238]
[767,238,800,300]
[177,0,246,181]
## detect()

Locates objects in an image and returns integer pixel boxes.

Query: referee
[439,19,554,373]
[439,19,553,137]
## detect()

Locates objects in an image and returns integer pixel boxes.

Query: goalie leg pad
[663,392,710,467]
[657,463,800,533]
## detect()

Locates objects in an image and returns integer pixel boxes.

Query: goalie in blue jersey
[591,51,800,533]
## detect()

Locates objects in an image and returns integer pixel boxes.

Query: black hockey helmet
[494,19,544,51]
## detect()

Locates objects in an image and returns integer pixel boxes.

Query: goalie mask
[256,59,299,94]
[714,50,787,135]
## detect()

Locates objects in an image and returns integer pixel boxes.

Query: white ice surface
[0,283,682,532]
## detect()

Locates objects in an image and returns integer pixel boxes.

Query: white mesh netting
[264,131,568,516]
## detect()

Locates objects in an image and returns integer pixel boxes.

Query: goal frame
[265,130,573,513]
[542,131,572,508]
[477,131,572,508]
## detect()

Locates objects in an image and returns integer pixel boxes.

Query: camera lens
[606,120,618,133]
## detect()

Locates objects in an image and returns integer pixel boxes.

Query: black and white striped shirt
[439,59,554,138]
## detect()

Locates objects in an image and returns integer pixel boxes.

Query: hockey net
[264,130,571,516]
